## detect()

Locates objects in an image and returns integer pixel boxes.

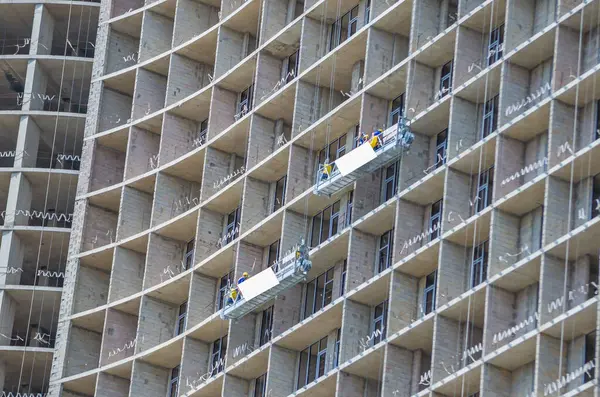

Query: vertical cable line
[554,2,597,394]
[16,0,81,391]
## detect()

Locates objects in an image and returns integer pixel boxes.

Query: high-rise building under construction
[43,0,600,395]
[0,0,98,395]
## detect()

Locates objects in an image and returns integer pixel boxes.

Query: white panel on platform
[238,267,280,301]
[335,143,376,176]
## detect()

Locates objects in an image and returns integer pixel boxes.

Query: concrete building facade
[46,0,600,395]
[0,0,99,395]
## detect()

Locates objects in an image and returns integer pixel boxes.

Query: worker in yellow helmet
[226,287,238,306]
[321,158,332,180]
[238,272,249,284]
[370,128,383,150]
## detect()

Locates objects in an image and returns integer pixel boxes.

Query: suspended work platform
[221,241,312,321]
[314,117,415,197]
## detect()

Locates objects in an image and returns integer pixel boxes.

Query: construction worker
[226,286,238,306]
[358,131,370,146]
[238,272,249,285]
[370,128,383,150]
[321,159,332,181]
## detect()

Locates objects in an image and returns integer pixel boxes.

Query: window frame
[225,207,241,244]
[255,373,268,397]
[377,229,394,273]
[286,51,299,83]
[199,118,208,145]
[382,161,400,202]
[476,167,494,213]
[439,61,453,98]
[488,24,504,66]
[333,328,341,368]
[260,306,274,346]
[482,95,499,139]
[470,240,488,288]
[346,190,353,226]
[238,85,254,115]
[372,300,388,345]
[584,331,596,383]
[429,199,443,241]
[217,271,234,310]
[274,176,287,212]
[210,335,228,376]
[591,173,600,219]
[175,301,187,336]
[168,366,180,397]
[184,239,195,270]
[303,267,335,319]
[297,336,328,389]
[389,94,404,127]
[330,5,359,51]
[310,200,341,247]
[364,0,371,24]
[340,260,347,296]
[423,270,437,315]
[268,239,280,270]
[435,129,448,169]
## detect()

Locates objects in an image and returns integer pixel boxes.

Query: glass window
[268,240,280,270]
[482,95,499,139]
[274,176,286,212]
[372,300,388,345]
[430,200,443,240]
[168,366,180,397]
[287,51,299,82]
[584,331,597,382]
[255,373,268,397]
[440,61,453,98]
[596,100,600,140]
[330,5,359,51]
[423,271,437,315]
[260,306,274,346]
[333,329,341,368]
[389,94,404,126]
[471,241,488,288]
[238,85,254,115]
[297,337,328,389]
[592,173,600,219]
[383,161,400,202]
[435,129,448,168]
[310,201,341,247]
[217,271,234,310]
[476,167,494,213]
[226,208,240,244]
[175,302,187,336]
[365,0,371,24]
[340,260,347,295]
[318,135,346,172]
[199,119,208,146]
[184,239,194,270]
[378,229,394,273]
[353,124,361,149]
[346,191,354,226]
[304,267,335,318]
[488,24,504,66]
[211,335,227,375]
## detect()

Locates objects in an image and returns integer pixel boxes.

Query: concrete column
[0,231,25,285]
[4,172,33,226]
[31,4,55,56]
[22,60,48,111]
[15,116,40,168]
[0,290,17,345]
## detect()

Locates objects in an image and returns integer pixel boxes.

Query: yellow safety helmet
[243,272,249,278]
